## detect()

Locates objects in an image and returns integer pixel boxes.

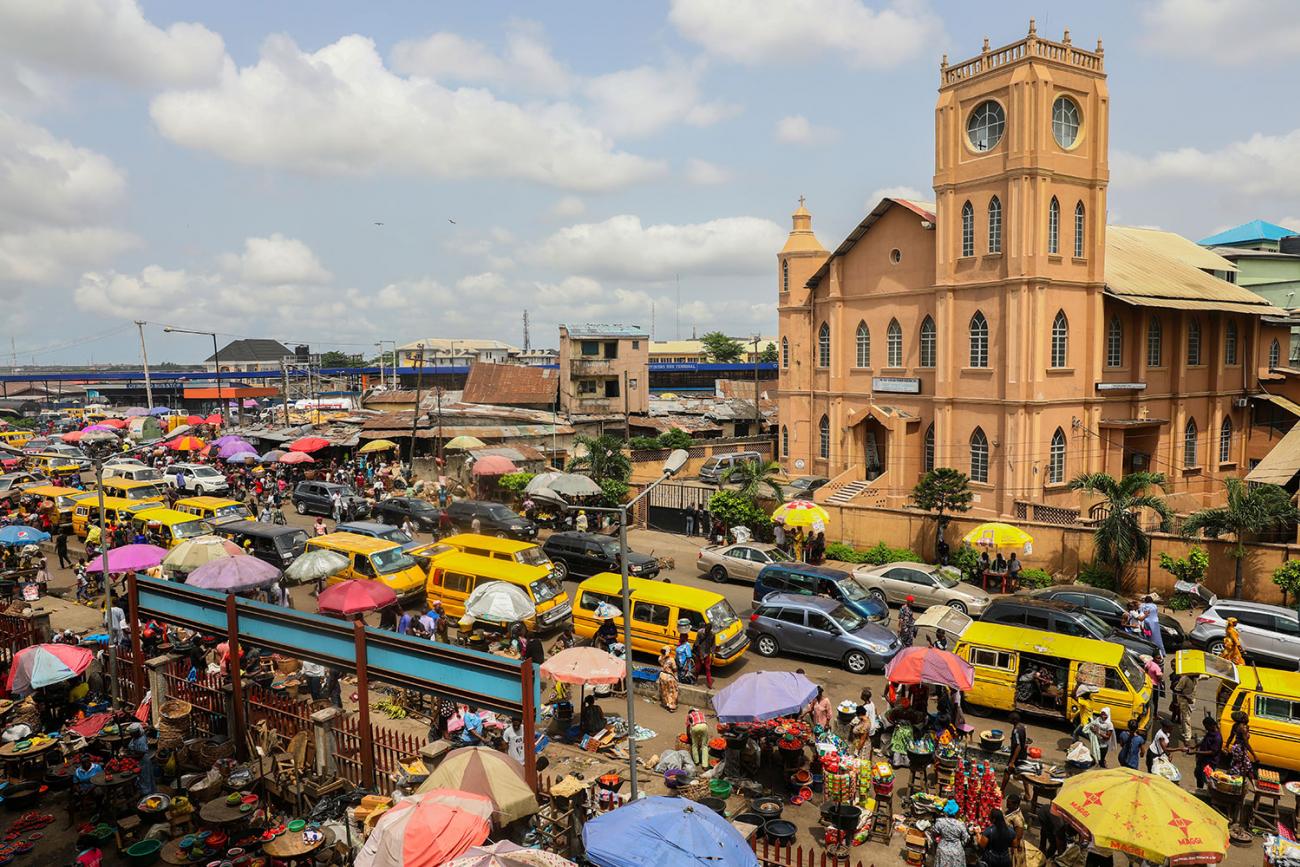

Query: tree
[566,434,630,484]
[721,459,785,502]
[1182,478,1300,600]
[657,428,693,449]
[700,331,744,363]
[1272,560,1300,609]
[1069,471,1172,585]
[759,342,778,363]
[1158,547,1209,585]
[706,490,773,540]
[911,468,974,551]
[321,350,361,367]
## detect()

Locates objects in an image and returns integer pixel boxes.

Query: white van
[699,450,763,485]
[102,463,163,483]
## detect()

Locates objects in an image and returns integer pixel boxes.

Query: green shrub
[598,478,629,506]
[706,490,773,540]
[824,542,860,563]
[628,436,661,451]
[949,545,981,582]
[1271,560,1300,607]
[497,472,535,496]
[1159,547,1209,585]
[1017,568,1054,589]
[1168,594,1192,611]
[657,428,693,449]
[822,541,919,565]
[1078,560,1117,591]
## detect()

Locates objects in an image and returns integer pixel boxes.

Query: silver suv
[1189,600,1300,667]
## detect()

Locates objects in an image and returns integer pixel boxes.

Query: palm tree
[721,459,785,502]
[1068,471,1173,583]
[565,434,630,484]
[1182,478,1299,599]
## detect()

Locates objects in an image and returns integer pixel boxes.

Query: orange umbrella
[288,436,330,453]
[166,435,206,451]
[205,413,223,426]
[355,790,492,867]
[98,418,128,429]
[541,647,625,685]
[61,431,83,443]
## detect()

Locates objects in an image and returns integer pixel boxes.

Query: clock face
[967,101,1005,152]
[1052,97,1081,148]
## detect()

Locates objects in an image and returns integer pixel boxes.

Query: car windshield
[829,603,867,633]
[335,486,358,497]
[706,600,740,629]
[172,519,210,539]
[487,505,517,520]
[410,501,437,513]
[132,469,163,481]
[276,531,308,553]
[935,569,960,589]
[371,547,415,574]
[215,504,251,519]
[518,547,550,567]
[1075,610,1111,638]
[378,528,413,544]
[835,579,869,601]
[530,576,563,603]
[125,484,164,500]
[765,547,793,563]
[192,467,221,478]
[1119,651,1144,690]
[55,495,82,509]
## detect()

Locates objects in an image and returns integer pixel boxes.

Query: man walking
[1172,673,1198,745]
[55,531,71,570]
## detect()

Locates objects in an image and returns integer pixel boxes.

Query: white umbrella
[524,472,563,495]
[284,549,350,586]
[465,581,536,625]
[547,473,603,498]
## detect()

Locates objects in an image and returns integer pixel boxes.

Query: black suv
[373,496,444,532]
[445,500,537,540]
[543,531,660,581]
[980,597,1160,658]
[291,481,370,518]
[1030,585,1185,653]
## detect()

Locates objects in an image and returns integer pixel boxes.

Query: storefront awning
[1246,423,1300,485]
[1254,393,1300,417]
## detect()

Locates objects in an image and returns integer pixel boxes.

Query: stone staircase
[824,480,872,505]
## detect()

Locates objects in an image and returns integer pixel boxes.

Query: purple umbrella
[217,439,254,459]
[84,543,169,573]
[186,554,280,592]
[710,670,819,723]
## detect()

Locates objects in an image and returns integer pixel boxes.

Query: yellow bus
[97,477,167,504]
[71,496,160,538]
[417,533,552,569]
[174,496,253,526]
[304,533,425,603]
[0,431,33,450]
[131,508,213,548]
[419,549,569,630]
[19,485,85,528]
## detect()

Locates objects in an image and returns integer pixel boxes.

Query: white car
[164,463,229,495]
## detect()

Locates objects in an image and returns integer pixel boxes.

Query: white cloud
[390,26,573,94]
[0,226,135,286]
[457,271,506,294]
[218,234,331,285]
[550,196,586,218]
[528,214,785,280]
[584,62,739,138]
[1114,129,1300,198]
[150,34,665,192]
[669,0,941,68]
[775,114,838,145]
[685,158,732,185]
[0,0,224,87]
[1140,0,1300,64]
[867,185,928,207]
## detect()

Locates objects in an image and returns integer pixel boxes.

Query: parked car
[753,562,890,625]
[211,521,308,567]
[373,496,444,532]
[336,520,421,551]
[444,500,536,540]
[164,462,229,495]
[543,531,660,581]
[1029,585,1185,653]
[291,481,370,518]
[852,561,992,615]
[782,476,829,500]
[697,542,793,584]
[698,451,763,485]
[748,593,901,674]
[1189,600,1300,667]
[44,444,90,470]
[980,597,1160,658]
[0,472,41,494]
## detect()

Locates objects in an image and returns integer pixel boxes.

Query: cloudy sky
[3,0,1300,365]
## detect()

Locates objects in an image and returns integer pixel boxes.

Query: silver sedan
[851,561,992,615]
[696,542,792,584]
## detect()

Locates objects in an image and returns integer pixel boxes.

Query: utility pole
[280,361,292,426]
[523,310,531,352]
[135,321,155,409]
[408,344,425,470]
[752,334,761,433]
[623,370,630,441]
[436,387,444,468]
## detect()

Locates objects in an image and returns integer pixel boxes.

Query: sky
[3,0,1300,366]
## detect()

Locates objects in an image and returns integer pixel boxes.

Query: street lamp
[163,327,222,420]
[80,429,121,707]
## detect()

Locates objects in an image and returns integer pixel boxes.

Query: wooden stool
[114,815,141,848]
[168,812,195,836]
[869,792,894,844]
[1250,786,1281,833]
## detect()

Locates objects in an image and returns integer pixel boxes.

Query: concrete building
[649,337,778,364]
[396,338,516,368]
[778,21,1289,519]
[204,339,291,373]
[557,324,649,417]
[1199,224,1300,361]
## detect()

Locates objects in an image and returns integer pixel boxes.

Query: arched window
[818,415,830,459]
[1184,418,1198,468]
[817,322,830,367]
[1051,310,1069,368]
[1147,316,1163,367]
[970,427,989,483]
[961,201,974,257]
[923,423,935,473]
[855,322,870,368]
[1074,201,1085,258]
[781,259,789,292]
[1048,197,1060,254]
[1225,321,1238,365]
[988,196,1002,254]
[887,319,903,367]
[969,311,989,368]
[1106,315,1123,368]
[1270,338,1281,369]
[1219,417,1232,464]
[1187,318,1202,365]
[781,336,789,368]
[781,425,789,457]
[1048,428,1066,484]
[919,316,937,368]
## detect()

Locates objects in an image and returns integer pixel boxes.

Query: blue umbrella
[260,449,285,463]
[582,796,758,867]
[0,525,50,547]
[149,407,172,415]
[710,670,818,723]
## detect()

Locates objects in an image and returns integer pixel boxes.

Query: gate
[645,481,715,535]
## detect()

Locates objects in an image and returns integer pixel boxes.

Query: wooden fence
[331,713,424,790]
[751,839,872,867]
[0,615,38,668]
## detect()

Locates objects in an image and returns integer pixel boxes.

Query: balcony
[570,357,616,374]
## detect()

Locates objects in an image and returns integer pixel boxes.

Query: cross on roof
[798,195,806,207]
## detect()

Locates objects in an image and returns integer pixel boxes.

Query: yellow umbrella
[1052,767,1228,864]
[962,521,1033,551]
[771,500,830,529]
[359,439,398,454]
[445,435,486,450]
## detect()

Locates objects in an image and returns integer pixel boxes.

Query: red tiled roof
[462,363,557,406]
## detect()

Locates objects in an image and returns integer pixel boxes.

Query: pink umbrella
[318,579,398,616]
[6,643,94,696]
[83,424,114,433]
[84,543,169,573]
[355,790,492,867]
[279,451,314,465]
[471,455,517,476]
[541,647,625,685]
[883,646,975,691]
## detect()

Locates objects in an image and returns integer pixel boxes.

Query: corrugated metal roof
[462,363,557,406]
[1246,423,1300,484]
[360,423,573,441]
[1255,393,1300,417]
[1104,226,1280,312]
[1198,220,1299,247]
[468,445,546,461]
[1106,295,1281,315]
[1110,226,1237,273]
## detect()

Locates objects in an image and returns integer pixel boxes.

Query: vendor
[580,695,606,735]
[128,723,155,795]
[594,615,617,651]
[72,755,101,796]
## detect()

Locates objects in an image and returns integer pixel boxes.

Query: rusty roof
[462,363,557,406]
[363,390,421,404]
[1105,226,1280,314]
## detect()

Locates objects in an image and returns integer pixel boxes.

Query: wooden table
[199,793,257,826]
[0,739,58,777]
[261,825,332,863]
[91,770,139,817]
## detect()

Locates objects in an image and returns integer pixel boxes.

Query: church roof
[781,197,828,255]
[1105,226,1280,315]
[1198,220,1298,247]
[805,197,935,287]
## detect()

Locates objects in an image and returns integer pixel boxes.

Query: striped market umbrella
[355,790,492,867]
[6,644,94,696]
[416,750,538,825]
[165,435,206,452]
[162,535,243,573]
[884,646,975,691]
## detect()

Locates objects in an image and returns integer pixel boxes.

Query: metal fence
[0,615,38,668]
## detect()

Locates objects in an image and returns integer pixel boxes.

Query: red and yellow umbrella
[165,435,206,451]
[771,499,830,529]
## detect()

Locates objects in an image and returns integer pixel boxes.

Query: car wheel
[755,634,779,657]
[947,600,968,615]
[710,565,728,584]
[193,485,204,495]
[1207,638,1226,656]
[869,588,887,606]
[552,560,569,581]
[295,501,308,515]
[844,651,870,674]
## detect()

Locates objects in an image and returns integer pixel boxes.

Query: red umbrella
[186,415,204,425]
[318,579,398,616]
[288,436,331,453]
[61,431,83,443]
[279,451,314,464]
[98,418,128,429]
[205,413,223,426]
[883,646,975,691]
[471,455,517,476]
